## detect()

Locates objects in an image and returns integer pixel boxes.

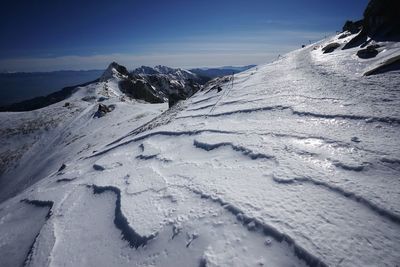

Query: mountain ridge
[0,64,256,111]
[0,29,399,266]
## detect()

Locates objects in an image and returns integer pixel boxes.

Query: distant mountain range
[189,65,256,79]
[0,65,255,109]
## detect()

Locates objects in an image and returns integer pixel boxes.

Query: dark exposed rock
[343,0,400,50]
[168,92,185,108]
[102,62,131,79]
[58,164,67,172]
[338,32,351,39]
[94,103,115,118]
[132,66,204,103]
[119,79,164,104]
[201,75,231,93]
[322,43,341,54]
[342,32,368,50]
[81,96,97,102]
[98,96,108,102]
[363,0,400,38]
[342,20,363,34]
[357,45,380,59]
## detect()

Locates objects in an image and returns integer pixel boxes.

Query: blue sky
[0,0,368,72]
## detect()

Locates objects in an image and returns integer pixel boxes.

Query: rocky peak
[363,0,400,37]
[153,65,175,74]
[100,62,130,81]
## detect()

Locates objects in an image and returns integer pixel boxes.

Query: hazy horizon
[0,0,368,72]
[0,64,257,74]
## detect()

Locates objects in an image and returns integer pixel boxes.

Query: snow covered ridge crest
[100,61,131,81]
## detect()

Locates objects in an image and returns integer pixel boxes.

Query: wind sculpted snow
[0,33,399,266]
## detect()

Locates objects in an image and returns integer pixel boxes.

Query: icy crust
[1,34,400,266]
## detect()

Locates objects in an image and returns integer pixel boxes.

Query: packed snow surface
[1,34,400,267]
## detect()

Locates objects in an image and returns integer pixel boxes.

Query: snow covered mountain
[0,63,206,112]
[132,65,206,105]
[134,65,199,81]
[1,16,400,267]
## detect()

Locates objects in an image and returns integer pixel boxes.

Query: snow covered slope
[0,66,167,203]
[1,33,400,267]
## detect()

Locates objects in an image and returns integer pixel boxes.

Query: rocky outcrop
[100,62,131,81]
[363,0,400,38]
[119,79,164,104]
[322,43,341,54]
[132,65,203,106]
[168,93,185,108]
[356,45,380,59]
[342,20,363,34]
[94,103,115,118]
[343,0,400,50]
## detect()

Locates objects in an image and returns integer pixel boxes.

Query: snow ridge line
[20,199,54,266]
[135,154,157,160]
[291,109,400,125]
[190,96,217,105]
[177,105,287,119]
[332,161,365,172]
[380,157,400,165]
[272,175,400,224]
[88,184,157,248]
[135,154,172,163]
[21,199,54,219]
[56,177,77,183]
[186,103,215,112]
[190,189,328,267]
[218,97,266,106]
[193,140,276,161]
[177,105,400,125]
[88,129,235,158]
